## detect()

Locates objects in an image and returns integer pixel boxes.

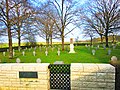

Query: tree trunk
[61,34,64,51]
[112,34,115,43]
[18,29,21,50]
[100,35,103,44]
[90,37,93,46]
[17,6,21,50]
[6,0,13,58]
[46,36,49,47]
[50,35,52,47]
[61,0,64,51]
[105,29,109,47]
[8,27,13,59]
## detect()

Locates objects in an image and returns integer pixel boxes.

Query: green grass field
[0,45,120,64]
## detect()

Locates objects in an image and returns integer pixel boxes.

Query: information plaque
[19,71,38,78]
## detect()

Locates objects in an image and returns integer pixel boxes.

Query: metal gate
[49,64,71,90]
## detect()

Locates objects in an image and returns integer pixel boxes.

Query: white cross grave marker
[3,52,5,56]
[22,51,25,56]
[45,49,48,56]
[92,50,96,55]
[33,51,36,56]
[57,48,60,56]
[13,52,15,57]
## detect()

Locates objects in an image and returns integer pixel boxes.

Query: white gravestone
[18,48,21,52]
[34,47,36,51]
[97,45,99,48]
[3,52,5,56]
[16,58,20,63]
[69,38,75,53]
[36,58,41,63]
[108,49,111,55]
[26,47,27,50]
[13,52,15,57]
[57,48,60,56]
[33,51,36,56]
[85,44,88,47]
[22,51,25,56]
[92,50,96,55]
[45,49,48,56]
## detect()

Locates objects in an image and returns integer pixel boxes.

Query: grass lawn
[0,45,120,64]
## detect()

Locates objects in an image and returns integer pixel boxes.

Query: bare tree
[89,0,120,47]
[13,0,32,49]
[0,0,13,58]
[35,14,56,46]
[83,25,96,45]
[34,2,58,46]
[0,0,30,58]
[82,15,104,43]
[50,0,79,50]
[22,16,38,46]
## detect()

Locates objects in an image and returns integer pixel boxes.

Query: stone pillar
[69,38,75,53]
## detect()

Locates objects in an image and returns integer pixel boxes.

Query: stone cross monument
[69,38,75,53]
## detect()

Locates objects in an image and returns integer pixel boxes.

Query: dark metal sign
[19,71,38,78]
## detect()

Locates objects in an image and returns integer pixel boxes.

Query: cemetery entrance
[49,64,71,90]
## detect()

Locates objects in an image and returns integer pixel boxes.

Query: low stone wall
[71,63,115,90]
[0,63,115,90]
[0,63,50,90]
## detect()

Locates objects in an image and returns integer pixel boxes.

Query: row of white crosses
[22,51,36,56]
[4,49,15,56]
[21,48,60,56]
[86,44,116,50]
[3,47,61,57]
[2,50,36,57]
[45,48,60,56]
[85,44,100,49]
